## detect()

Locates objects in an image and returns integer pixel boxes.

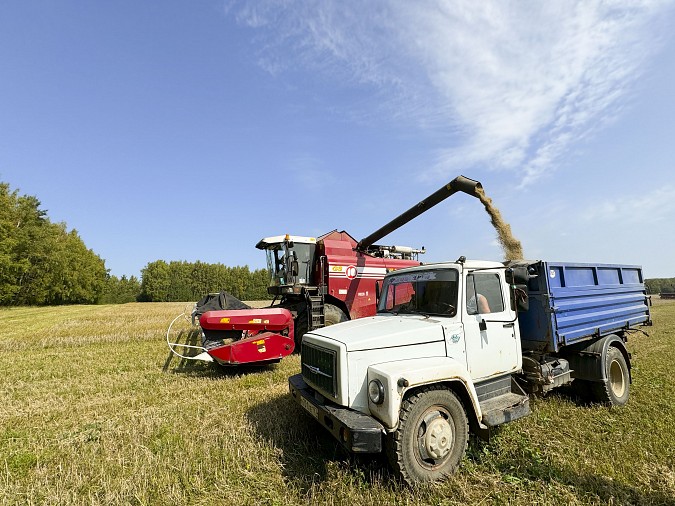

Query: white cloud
[581,185,675,224]
[231,0,673,185]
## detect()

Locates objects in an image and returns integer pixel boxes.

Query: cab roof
[255,235,317,250]
[387,259,505,274]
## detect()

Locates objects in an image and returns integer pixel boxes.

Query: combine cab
[166,175,481,366]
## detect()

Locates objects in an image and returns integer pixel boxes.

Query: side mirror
[506,265,534,285]
[479,318,487,332]
[511,284,529,312]
[505,268,514,285]
[291,260,299,277]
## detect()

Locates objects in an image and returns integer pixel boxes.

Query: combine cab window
[291,243,315,285]
[378,269,459,317]
[265,242,316,287]
[265,248,283,285]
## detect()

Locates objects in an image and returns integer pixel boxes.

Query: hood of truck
[308,314,445,351]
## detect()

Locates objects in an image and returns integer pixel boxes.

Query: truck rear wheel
[386,386,468,485]
[592,346,630,406]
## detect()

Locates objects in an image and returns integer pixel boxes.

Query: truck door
[463,271,521,380]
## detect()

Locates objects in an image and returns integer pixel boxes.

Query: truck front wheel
[592,346,630,406]
[386,386,469,485]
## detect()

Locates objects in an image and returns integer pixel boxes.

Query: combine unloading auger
[357,175,482,251]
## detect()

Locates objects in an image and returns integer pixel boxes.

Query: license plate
[300,395,319,420]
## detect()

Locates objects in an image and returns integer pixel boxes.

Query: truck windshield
[377,269,459,317]
[265,242,316,286]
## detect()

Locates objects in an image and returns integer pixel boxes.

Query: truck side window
[466,273,504,315]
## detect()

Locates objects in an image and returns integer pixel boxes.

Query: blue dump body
[518,261,651,353]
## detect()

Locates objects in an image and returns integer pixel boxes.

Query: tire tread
[386,385,469,485]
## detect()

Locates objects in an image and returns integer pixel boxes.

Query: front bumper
[289,374,384,453]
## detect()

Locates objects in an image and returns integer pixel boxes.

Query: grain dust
[475,186,524,261]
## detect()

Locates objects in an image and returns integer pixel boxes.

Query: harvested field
[1,301,674,505]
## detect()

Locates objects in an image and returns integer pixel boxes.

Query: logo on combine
[345,265,358,280]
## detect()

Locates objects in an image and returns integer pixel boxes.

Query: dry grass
[1,301,674,505]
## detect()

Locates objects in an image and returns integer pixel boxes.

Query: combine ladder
[308,295,325,331]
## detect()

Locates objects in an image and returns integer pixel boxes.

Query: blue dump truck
[290,258,652,484]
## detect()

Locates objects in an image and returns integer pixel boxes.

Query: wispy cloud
[230,1,673,185]
[286,153,336,191]
[581,185,675,224]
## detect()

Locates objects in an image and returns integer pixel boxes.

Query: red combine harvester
[166,175,481,366]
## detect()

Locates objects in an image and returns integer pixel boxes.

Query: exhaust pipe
[357,175,482,251]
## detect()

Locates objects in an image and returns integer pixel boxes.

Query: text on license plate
[300,396,319,419]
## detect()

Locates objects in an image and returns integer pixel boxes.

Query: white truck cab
[289,258,531,484]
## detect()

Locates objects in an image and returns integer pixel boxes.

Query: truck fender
[563,334,631,383]
[366,356,483,431]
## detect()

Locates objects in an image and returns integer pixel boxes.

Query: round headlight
[368,379,385,405]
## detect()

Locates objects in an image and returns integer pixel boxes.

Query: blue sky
[2,1,674,279]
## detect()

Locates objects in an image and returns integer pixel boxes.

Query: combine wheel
[294,304,347,350]
[324,304,348,327]
[294,311,309,350]
[592,346,630,406]
[386,386,468,485]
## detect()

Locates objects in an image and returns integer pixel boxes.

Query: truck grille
[301,342,337,398]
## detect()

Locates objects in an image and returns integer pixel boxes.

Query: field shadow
[246,394,672,503]
[534,381,610,408]
[245,393,394,491]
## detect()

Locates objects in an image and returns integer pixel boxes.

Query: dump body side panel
[518,261,650,353]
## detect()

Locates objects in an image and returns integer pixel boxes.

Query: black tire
[386,386,469,485]
[324,303,348,327]
[295,303,347,350]
[293,311,308,351]
[591,346,630,406]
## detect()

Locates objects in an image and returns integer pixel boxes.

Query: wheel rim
[609,358,625,398]
[425,417,454,459]
[416,408,454,468]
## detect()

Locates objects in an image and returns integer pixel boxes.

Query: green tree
[138,260,272,302]
[99,274,141,304]
[139,260,171,301]
[646,278,675,294]
[0,182,108,305]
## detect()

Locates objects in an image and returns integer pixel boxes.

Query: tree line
[138,260,270,302]
[3,181,674,305]
[0,182,270,306]
[645,278,675,295]
[1,182,107,305]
